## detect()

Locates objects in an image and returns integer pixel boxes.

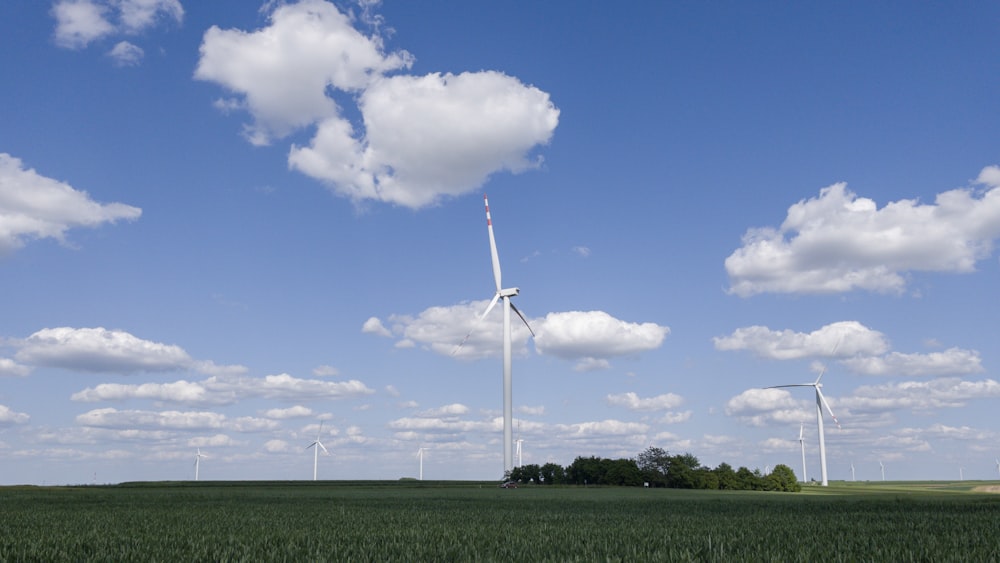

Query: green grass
[1,480,998,561]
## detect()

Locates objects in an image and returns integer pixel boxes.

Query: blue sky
[1,0,998,484]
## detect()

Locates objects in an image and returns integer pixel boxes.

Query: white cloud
[205,373,375,401]
[71,373,374,405]
[312,364,339,377]
[263,439,291,453]
[196,1,558,209]
[572,246,591,258]
[417,403,469,418]
[387,416,492,434]
[659,411,692,424]
[195,0,412,145]
[117,0,183,34]
[724,388,813,427]
[840,378,1000,413]
[726,166,1000,295]
[0,358,32,377]
[189,434,238,448]
[715,321,983,378]
[76,407,279,433]
[15,327,245,375]
[109,41,143,66]
[361,317,391,337]
[376,300,530,360]
[373,304,668,367]
[70,380,216,403]
[262,405,313,419]
[289,71,559,209]
[841,348,983,377]
[553,419,649,438]
[533,311,670,366]
[606,392,684,411]
[0,404,30,426]
[52,0,182,51]
[0,154,141,254]
[76,407,226,430]
[713,321,888,360]
[52,0,114,48]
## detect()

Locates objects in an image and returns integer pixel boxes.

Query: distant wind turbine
[766,364,841,486]
[798,423,807,483]
[995,458,999,477]
[515,419,524,468]
[418,447,425,481]
[879,460,885,481]
[473,194,535,475]
[194,448,207,481]
[960,467,964,481]
[850,462,856,482]
[306,421,329,481]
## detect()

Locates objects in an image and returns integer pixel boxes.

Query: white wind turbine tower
[850,462,856,482]
[995,458,999,477]
[194,448,207,481]
[798,423,807,483]
[879,460,885,481]
[307,421,329,481]
[418,447,425,481]
[767,365,841,486]
[476,195,534,475]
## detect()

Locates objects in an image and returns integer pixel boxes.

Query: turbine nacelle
[499,287,520,298]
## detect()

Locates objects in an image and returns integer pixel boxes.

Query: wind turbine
[879,460,885,481]
[306,422,329,481]
[767,366,840,486]
[995,458,999,477]
[850,462,856,482]
[798,423,808,483]
[476,194,534,475]
[418,447,425,481]
[194,448,207,481]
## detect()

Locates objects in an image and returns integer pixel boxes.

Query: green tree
[713,462,739,490]
[765,464,801,492]
[636,447,670,487]
[566,456,605,485]
[540,462,565,484]
[665,453,701,489]
[605,458,642,486]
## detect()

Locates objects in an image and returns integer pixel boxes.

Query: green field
[2,480,999,561]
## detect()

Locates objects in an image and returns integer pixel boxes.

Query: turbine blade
[480,293,501,320]
[319,442,329,455]
[815,387,841,429]
[798,423,804,440]
[484,195,502,292]
[510,302,535,337]
[814,365,827,385]
[765,384,813,389]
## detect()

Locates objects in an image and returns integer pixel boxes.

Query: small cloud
[312,365,339,377]
[262,405,313,419]
[0,358,32,377]
[109,41,143,66]
[574,358,610,372]
[572,246,591,258]
[0,404,30,426]
[362,317,392,337]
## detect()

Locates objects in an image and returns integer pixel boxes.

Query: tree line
[506,447,801,492]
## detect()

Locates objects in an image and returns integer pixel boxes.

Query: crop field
[2,480,999,561]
